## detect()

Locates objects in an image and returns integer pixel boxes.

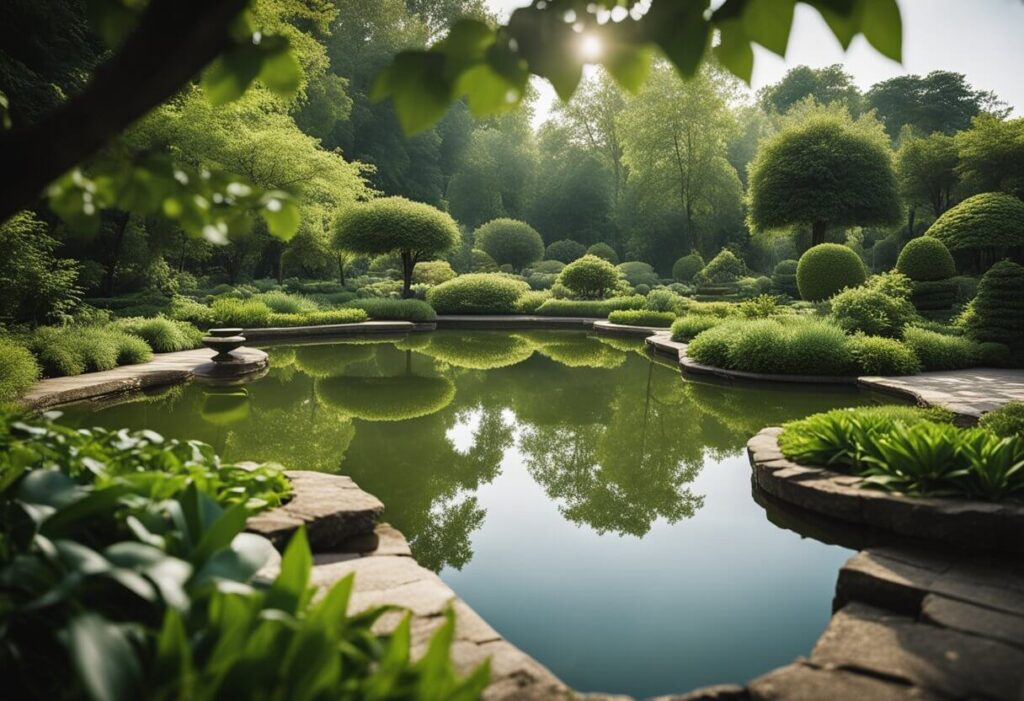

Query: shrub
[896,236,956,281]
[115,316,204,352]
[210,297,273,327]
[737,294,782,319]
[608,309,675,327]
[471,248,498,272]
[0,338,40,403]
[474,218,545,271]
[848,335,921,375]
[830,285,916,338]
[796,243,867,301]
[902,326,978,371]
[516,290,551,313]
[645,288,685,313]
[426,273,529,314]
[110,330,153,365]
[266,309,369,326]
[980,402,1024,438]
[534,296,644,318]
[950,275,979,304]
[545,239,587,262]
[771,259,799,297]
[688,318,853,376]
[910,279,958,311]
[586,242,619,264]
[356,279,404,299]
[671,314,723,341]
[926,192,1024,255]
[617,261,660,288]
[308,290,358,307]
[412,260,457,285]
[557,255,622,299]
[870,236,899,271]
[343,298,436,322]
[695,250,745,285]
[253,290,318,314]
[28,326,150,376]
[965,260,1024,352]
[168,296,217,328]
[0,211,81,325]
[530,260,566,274]
[672,253,704,282]
[975,342,1011,368]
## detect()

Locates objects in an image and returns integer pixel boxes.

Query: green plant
[910,279,959,311]
[771,259,799,298]
[0,211,82,325]
[964,260,1024,353]
[903,326,978,371]
[470,248,498,272]
[695,250,745,285]
[975,342,1011,368]
[344,298,436,322]
[687,318,853,376]
[168,296,218,328]
[545,239,587,263]
[110,330,153,365]
[980,402,1024,438]
[266,309,369,327]
[830,285,916,337]
[672,253,704,283]
[670,314,723,341]
[516,290,551,313]
[211,297,273,327]
[645,288,685,314]
[737,294,782,319]
[28,326,147,376]
[607,309,675,327]
[586,242,619,264]
[926,192,1024,255]
[253,290,319,314]
[0,338,40,403]
[896,236,956,281]
[557,255,621,299]
[534,296,644,318]
[114,316,205,352]
[412,260,457,285]
[474,219,544,271]
[847,334,921,375]
[796,244,867,301]
[426,273,529,314]
[616,261,660,288]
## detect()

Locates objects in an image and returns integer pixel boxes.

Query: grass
[115,316,204,352]
[28,326,154,377]
[534,296,645,318]
[0,338,40,403]
[343,298,437,322]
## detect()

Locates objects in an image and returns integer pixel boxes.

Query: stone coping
[644,334,686,360]
[747,427,1024,552]
[592,320,672,337]
[858,369,1024,420]
[680,347,858,386]
[242,320,432,340]
[435,314,597,330]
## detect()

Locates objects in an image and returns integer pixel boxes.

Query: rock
[747,663,942,701]
[835,551,940,615]
[922,594,1024,649]
[651,683,748,700]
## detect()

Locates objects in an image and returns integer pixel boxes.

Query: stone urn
[203,329,247,362]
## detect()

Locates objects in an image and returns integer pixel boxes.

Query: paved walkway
[859,369,1024,419]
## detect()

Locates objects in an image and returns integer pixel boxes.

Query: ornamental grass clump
[847,334,921,376]
[210,297,273,327]
[28,325,153,376]
[671,314,723,341]
[0,338,39,404]
[115,315,204,352]
[902,326,979,371]
[607,309,675,327]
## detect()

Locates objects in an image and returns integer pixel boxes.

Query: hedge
[343,298,436,322]
[903,326,978,371]
[847,334,921,375]
[796,244,866,301]
[910,279,958,311]
[607,309,675,327]
[0,338,40,403]
[534,296,644,317]
[926,192,1024,253]
[965,260,1024,352]
[426,273,529,314]
[670,314,724,341]
[672,253,704,282]
[896,236,955,281]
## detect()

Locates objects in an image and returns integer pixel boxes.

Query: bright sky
[485,0,1024,127]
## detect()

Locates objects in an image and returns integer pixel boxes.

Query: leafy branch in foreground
[374,0,903,133]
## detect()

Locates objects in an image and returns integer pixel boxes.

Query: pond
[58,330,883,698]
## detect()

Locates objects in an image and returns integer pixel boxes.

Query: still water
[59,330,882,698]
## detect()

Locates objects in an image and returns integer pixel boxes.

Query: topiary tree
[926,193,1024,271]
[771,259,800,297]
[473,218,545,272]
[616,261,660,288]
[672,253,704,282]
[333,197,460,298]
[896,236,955,281]
[965,259,1024,353]
[545,239,587,263]
[796,244,867,301]
[557,255,621,299]
[586,242,619,264]
[747,114,901,246]
[695,250,745,285]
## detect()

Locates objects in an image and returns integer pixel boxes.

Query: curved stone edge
[593,320,672,337]
[680,348,858,385]
[248,470,608,700]
[644,333,686,360]
[747,428,1024,552]
[435,314,597,330]
[241,320,431,340]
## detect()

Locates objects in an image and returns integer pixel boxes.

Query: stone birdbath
[203,328,247,362]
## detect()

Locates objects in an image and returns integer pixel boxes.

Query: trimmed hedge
[896,236,955,281]
[474,218,545,271]
[671,314,724,341]
[426,273,529,314]
[545,239,587,263]
[965,260,1024,352]
[926,192,1024,253]
[534,296,644,318]
[557,255,621,299]
[263,309,369,327]
[903,326,978,371]
[695,250,745,285]
[796,244,866,301]
[0,338,40,403]
[586,242,619,264]
[688,318,853,376]
[910,279,958,311]
[848,334,921,375]
[607,309,675,327]
[343,298,436,322]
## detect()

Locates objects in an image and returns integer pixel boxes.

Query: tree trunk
[906,206,916,240]
[401,251,414,299]
[811,221,827,247]
[102,211,131,296]
[337,254,346,285]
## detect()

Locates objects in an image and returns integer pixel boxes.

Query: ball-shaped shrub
[966,259,1024,351]
[926,193,1024,254]
[616,261,660,288]
[0,338,40,402]
[586,242,619,264]
[333,196,460,264]
[545,239,587,263]
[896,237,955,281]
[771,259,799,297]
[473,219,545,271]
[796,244,867,301]
[672,253,704,282]
[557,255,621,299]
[412,260,456,285]
[471,248,498,272]
[696,250,745,285]
[425,273,529,314]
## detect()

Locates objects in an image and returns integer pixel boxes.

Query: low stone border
[435,314,597,330]
[242,320,433,340]
[680,347,858,385]
[644,334,686,360]
[747,427,1024,552]
[592,320,672,337]
[858,369,1024,422]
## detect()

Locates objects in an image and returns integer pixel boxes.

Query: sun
[580,33,603,62]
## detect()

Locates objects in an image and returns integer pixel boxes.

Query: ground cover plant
[607,310,675,328]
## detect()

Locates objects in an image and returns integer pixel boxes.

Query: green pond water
[58,330,884,698]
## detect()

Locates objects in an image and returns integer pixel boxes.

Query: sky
[484,0,1024,127]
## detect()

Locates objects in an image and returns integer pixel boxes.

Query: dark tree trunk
[337,254,346,285]
[102,211,131,296]
[811,221,827,247]
[401,251,414,299]
[907,206,916,239]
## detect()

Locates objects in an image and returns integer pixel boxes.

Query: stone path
[859,368,1024,419]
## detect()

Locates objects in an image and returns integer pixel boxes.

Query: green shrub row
[671,314,725,341]
[534,296,645,318]
[28,325,153,377]
[426,273,529,314]
[607,309,676,327]
[343,298,436,322]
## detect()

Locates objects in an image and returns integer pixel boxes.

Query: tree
[955,115,1024,200]
[926,192,1024,270]
[557,255,620,299]
[473,218,544,271]
[895,132,959,236]
[618,63,742,256]
[866,71,1009,139]
[758,64,861,115]
[747,110,901,246]
[0,212,81,325]
[333,197,460,298]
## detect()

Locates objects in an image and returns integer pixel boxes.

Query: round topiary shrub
[616,261,660,288]
[927,193,1024,255]
[672,253,704,282]
[471,248,498,272]
[557,255,621,299]
[896,236,956,281]
[771,259,799,297]
[545,239,587,263]
[695,250,745,285]
[965,259,1024,352]
[586,243,619,264]
[412,260,456,285]
[425,273,529,314]
[796,244,867,301]
[473,219,545,271]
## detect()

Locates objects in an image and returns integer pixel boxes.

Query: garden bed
[747,427,1024,551]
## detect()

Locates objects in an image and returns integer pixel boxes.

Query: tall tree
[955,115,1024,200]
[758,64,862,115]
[895,131,959,237]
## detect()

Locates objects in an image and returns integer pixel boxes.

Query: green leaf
[601,39,652,94]
[742,0,796,56]
[260,194,300,241]
[265,527,311,613]
[645,0,711,78]
[86,0,141,47]
[858,0,902,61]
[154,609,193,692]
[456,64,520,116]
[193,503,250,563]
[68,613,143,701]
[372,51,453,135]
[816,0,859,49]
[715,19,755,82]
[202,44,264,107]
[258,42,303,98]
